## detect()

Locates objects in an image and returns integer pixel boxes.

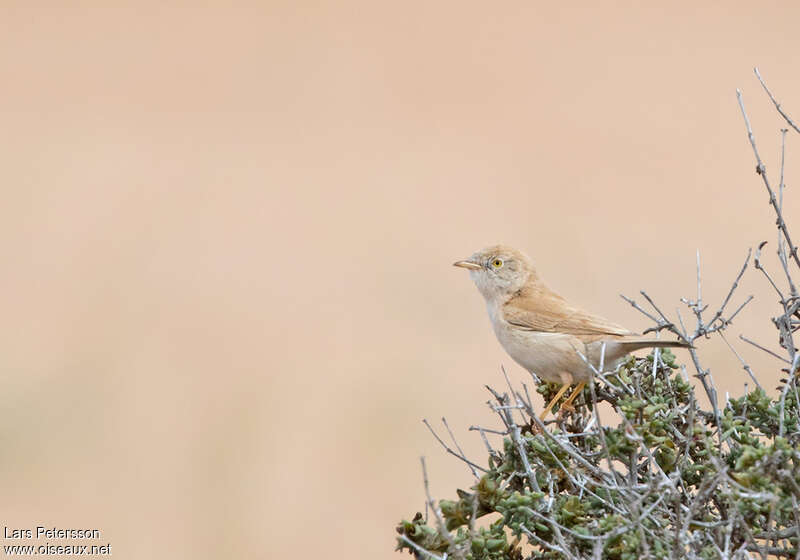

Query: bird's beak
[453,260,482,270]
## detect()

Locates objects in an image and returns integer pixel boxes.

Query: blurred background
[2,2,800,558]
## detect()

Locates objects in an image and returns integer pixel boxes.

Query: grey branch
[737,89,800,269]
[754,67,800,135]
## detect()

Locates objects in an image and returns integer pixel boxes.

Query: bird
[453,244,688,420]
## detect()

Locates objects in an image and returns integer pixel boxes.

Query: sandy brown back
[502,284,635,342]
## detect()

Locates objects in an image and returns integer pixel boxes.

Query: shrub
[395,69,800,560]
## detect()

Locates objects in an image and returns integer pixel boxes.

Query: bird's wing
[503,290,635,337]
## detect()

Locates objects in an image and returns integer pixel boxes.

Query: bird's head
[453,245,538,302]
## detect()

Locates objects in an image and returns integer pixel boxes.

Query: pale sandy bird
[454,245,688,419]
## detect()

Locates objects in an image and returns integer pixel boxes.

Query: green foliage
[395,352,800,559]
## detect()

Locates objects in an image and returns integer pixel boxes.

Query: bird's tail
[617,338,691,352]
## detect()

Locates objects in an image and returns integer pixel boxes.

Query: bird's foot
[526,419,543,435]
[557,403,576,419]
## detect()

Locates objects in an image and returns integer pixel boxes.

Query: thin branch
[737,88,800,269]
[469,425,500,466]
[739,334,792,364]
[755,67,800,135]
[491,387,540,492]
[442,417,482,478]
[706,249,752,331]
[777,127,798,297]
[420,457,456,549]
[719,331,764,391]
[778,353,800,437]
[697,250,703,314]
[724,295,755,327]
[641,290,676,328]
[529,414,615,485]
[423,419,488,475]
[621,294,663,325]
[398,535,444,560]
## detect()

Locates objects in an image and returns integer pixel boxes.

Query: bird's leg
[540,383,571,420]
[558,382,587,416]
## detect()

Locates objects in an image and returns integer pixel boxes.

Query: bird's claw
[557,403,576,418]
[527,421,543,435]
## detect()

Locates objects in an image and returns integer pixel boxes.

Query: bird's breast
[491,320,584,382]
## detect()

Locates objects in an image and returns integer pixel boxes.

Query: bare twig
[739,334,792,364]
[706,249,752,333]
[755,67,800,135]
[755,241,787,304]
[420,457,456,549]
[777,128,798,297]
[423,419,488,475]
[621,294,664,326]
[737,88,800,269]
[398,535,444,560]
[442,417,482,478]
[719,331,764,391]
[490,387,540,492]
[778,354,800,437]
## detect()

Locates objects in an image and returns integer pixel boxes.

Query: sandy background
[2,2,800,558]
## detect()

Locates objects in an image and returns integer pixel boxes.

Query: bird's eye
[491,258,503,269]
